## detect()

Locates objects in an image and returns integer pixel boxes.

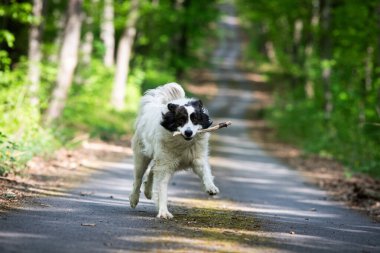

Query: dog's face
[161,99,213,141]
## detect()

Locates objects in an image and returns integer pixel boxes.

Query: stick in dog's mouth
[172,121,232,137]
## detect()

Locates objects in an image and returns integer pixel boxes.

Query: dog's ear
[200,107,213,129]
[190,99,203,110]
[168,103,179,112]
[161,112,177,132]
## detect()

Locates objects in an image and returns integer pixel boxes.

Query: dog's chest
[161,137,205,164]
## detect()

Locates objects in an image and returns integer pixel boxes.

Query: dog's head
[161,99,213,141]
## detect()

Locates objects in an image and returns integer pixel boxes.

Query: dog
[129,82,219,219]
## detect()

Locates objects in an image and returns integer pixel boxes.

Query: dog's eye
[190,113,197,123]
[177,116,187,125]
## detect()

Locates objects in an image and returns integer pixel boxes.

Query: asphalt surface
[1,2,380,253]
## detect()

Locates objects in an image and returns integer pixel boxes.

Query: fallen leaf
[3,191,16,199]
[289,231,295,235]
[81,223,96,227]
[80,191,94,196]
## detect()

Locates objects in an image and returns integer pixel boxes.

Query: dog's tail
[141,82,185,106]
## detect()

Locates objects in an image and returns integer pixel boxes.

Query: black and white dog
[129,83,219,219]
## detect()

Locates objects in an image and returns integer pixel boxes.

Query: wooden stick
[173,121,232,136]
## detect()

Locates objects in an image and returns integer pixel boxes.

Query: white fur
[129,82,219,219]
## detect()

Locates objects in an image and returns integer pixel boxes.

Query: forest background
[1,0,379,179]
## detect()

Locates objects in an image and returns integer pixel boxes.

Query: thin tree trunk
[45,0,83,123]
[175,0,190,78]
[111,0,139,110]
[304,0,320,99]
[377,5,380,118]
[292,19,303,64]
[365,46,373,92]
[152,0,159,7]
[75,9,94,85]
[359,46,374,124]
[48,15,65,62]
[28,0,43,107]
[262,24,277,64]
[321,0,332,120]
[101,0,115,67]
[80,14,94,66]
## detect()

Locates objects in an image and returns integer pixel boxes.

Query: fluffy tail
[141,82,185,107]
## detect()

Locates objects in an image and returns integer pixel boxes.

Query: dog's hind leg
[129,151,151,208]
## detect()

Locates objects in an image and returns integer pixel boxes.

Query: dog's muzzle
[183,129,193,141]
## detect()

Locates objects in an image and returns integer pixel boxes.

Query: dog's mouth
[182,136,193,141]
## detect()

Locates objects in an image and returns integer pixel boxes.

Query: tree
[320,0,333,120]
[28,0,44,107]
[45,0,83,123]
[101,0,115,67]
[111,0,139,110]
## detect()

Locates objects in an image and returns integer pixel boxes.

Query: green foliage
[0,1,32,68]
[142,68,176,92]
[135,0,219,76]
[239,0,380,177]
[0,0,219,175]
[62,59,139,141]
[0,59,60,175]
[0,131,19,175]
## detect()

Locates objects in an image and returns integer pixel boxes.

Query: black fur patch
[190,109,213,130]
[161,104,188,132]
[187,99,213,129]
[160,100,213,132]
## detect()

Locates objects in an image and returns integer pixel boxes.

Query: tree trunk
[304,0,320,99]
[28,0,44,107]
[75,6,94,85]
[321,0,333,120]
[292,19,303,64]
[80,13,94,66]
[175,0,191,78]
[262,24,277,64]
[377,5,380,118]
[111,0,139,110]
[101,0,115,67]
[45,0,83,123]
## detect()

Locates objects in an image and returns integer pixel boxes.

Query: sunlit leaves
[0,30,15,47]
[238,0,380,176]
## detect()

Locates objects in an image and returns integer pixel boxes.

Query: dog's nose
[184,129,193,137]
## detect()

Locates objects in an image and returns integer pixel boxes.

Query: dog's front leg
[152,168,173,219]
[192,160,219,195]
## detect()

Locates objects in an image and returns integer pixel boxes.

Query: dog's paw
[129,192,140,208]
[144,182,152,200]
[206,184,219,196]
[144,187,152,200]
[157,210,173,219]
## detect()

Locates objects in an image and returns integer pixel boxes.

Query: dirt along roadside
[0,139,133,213]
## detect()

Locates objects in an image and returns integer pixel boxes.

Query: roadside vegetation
[0,0,218,175]
[238,0,380,177]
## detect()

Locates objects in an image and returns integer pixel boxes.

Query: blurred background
[0,0,379,180]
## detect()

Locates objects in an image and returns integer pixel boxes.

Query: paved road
[1,2,380,253]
